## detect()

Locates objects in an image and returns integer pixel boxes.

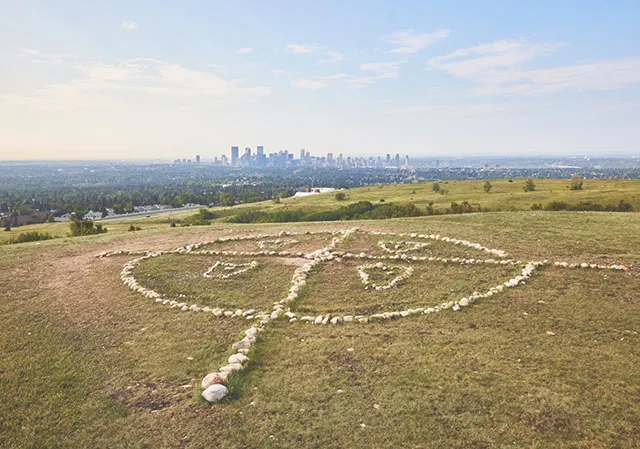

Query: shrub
[335,192,347,201]
[616,200,633,212]
[3,225,10,231]
[280,189,295,199]
[448,201,479,214]
[531,200,633,212]
[380,198,385,202]
[483,181,493,193]
[197,208,217,220]
[227,200,427,224]
[523,179,536,192]
[128,224,142,231]
[570,175,583,191]
[10,231,53,244]
[432,182,441,193]
[69,219,107,236]
[170,222,177,228]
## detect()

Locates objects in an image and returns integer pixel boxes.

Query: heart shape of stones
[357,262,415,290]
[378,240,430,253]
[203,261,259,280]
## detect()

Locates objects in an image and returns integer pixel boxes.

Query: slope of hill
[1,210,638,448]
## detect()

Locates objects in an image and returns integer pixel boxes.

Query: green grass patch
[296,259,519,315]
[133,254,295,310]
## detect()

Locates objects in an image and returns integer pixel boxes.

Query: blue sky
[1,0,639,160]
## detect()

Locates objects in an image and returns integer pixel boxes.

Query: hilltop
[1,203,639,448]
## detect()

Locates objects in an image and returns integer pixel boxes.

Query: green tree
[570,175,583,191]
[219,193,235,207]
[69,219,107,236]
[483,181,493,193]
[334,192,347,201]
[432,182,441,193]
[523,179,536,192]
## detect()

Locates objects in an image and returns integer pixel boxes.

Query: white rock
[201,372,227,389]
[202,384,229,403]
[229,353,250,365]
[220,363,244,373]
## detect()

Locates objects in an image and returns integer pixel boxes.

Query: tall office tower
[240,147,251,165]
[394,153,400,166]
[386,154,391,164]
[405,155,409,166]
[221,154,229,166]
[231,146,239,165]
[300,149,305,161]
[195,154,200,164]
[305,151,310,160]
[256,146,265,167]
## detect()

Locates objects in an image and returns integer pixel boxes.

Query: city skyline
[1,1,639,160]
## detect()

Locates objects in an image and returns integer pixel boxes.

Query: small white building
[293,187,336,198]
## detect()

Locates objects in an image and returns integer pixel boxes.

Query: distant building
[404,155,409,166]
[231,146,239,165]
[196,154,200,164]
[221,155,229,166]
[293,187,336,197]
[394,154,400,166]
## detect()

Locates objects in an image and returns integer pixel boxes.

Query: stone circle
[96,228,629,403]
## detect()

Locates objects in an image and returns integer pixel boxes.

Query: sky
[1,0,639,160]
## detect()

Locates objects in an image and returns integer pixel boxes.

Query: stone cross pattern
[95,228,628,403]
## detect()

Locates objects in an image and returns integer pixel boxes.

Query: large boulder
[202,384,229,403]
[201,372,227,389]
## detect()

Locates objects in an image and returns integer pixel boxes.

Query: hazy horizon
[1,1,639,160]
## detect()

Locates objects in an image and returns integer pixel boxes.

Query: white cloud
[272,69,285,76]
[21,48,77,64]
[323,73,348,80]
[120,20,138,30]
[388,29,450,54]
[4,58,271,110]
[343,76,375,89]
[285,44,320,54]
[428,40,562,82]
[321,50,345,63]
[473,59,640,96]
[209,64,229,75]
[425,39,640,96]
[238,47,253,53]
[291,79,328,89]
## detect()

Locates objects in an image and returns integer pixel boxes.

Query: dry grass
[1,211,639,448]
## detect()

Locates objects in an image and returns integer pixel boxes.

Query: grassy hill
[3,178,637,244]
[1,209,639,448]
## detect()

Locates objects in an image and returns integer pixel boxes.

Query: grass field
[1,210,639,448]
[2,179,638,245]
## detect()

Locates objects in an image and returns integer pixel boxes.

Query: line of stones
[200,229,355,402]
